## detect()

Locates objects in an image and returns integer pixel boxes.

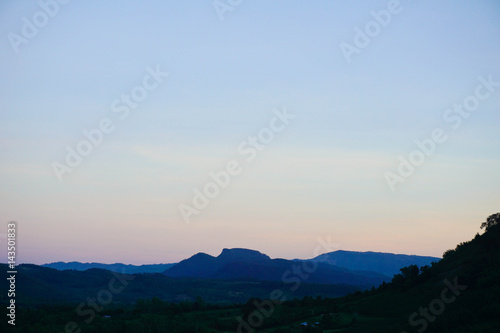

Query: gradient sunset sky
[1,1,499,265]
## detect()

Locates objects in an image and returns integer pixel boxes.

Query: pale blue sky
[1,1,499,264]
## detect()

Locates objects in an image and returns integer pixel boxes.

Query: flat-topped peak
[218,248,271,262]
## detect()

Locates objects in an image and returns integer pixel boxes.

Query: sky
[0,0,499,265]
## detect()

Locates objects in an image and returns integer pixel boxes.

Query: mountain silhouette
[5,214,499,332]
[163,248,389,287]
[312,250,439,276]
[42,261,176,274]
[40,249,437,284]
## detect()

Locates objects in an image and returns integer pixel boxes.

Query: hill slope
[327,222,500,332]
[228,218,500,332]
[0,263,363,307]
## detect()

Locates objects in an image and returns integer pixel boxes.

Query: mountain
[42,261,176,274]
[40,249,437,278]
[5,214,499,332]
[312,250,439,276]
[163,248,389,288]
[163,248,270,278]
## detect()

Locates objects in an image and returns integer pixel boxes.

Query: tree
[400,265,419,279]
[480,212,500,232]
[442,249,454,258]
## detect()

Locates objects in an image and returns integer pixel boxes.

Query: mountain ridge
[312,249,439,277]
[162,248,415,287]
[41,249,439,278]
[42,261,176,274]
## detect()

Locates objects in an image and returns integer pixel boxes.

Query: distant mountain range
[42,249,439,280]
[1,248,440,308]
[312,250,439,277]
[42,262,176,274]
[6,215,499,332]
[161,248,439,287]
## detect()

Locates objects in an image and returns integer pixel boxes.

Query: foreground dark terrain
[2,214,499,332]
